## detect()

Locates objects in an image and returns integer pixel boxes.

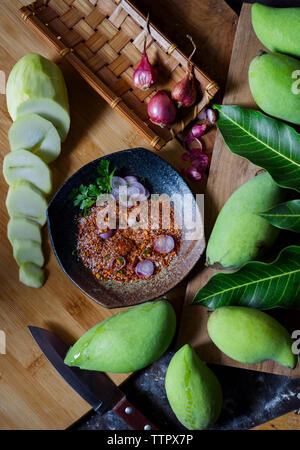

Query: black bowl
[47,148,205,308]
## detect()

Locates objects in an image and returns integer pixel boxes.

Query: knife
[28,326,157,430]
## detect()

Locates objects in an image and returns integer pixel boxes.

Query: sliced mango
[8,114,61,163]
[6,180,47,226]
[3,149,52,194]
[7,217,41,245]
[19,262,45,288]
[13,239,44,267]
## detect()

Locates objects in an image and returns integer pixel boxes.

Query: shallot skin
[147,91,176,127]
[133,52,158,91]
[171,72,197,108]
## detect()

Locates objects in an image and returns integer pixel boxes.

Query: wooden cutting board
[177,3,300,378]
[0,0,237,430]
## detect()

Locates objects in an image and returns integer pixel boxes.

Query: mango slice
[3,149,52,194]
[12,239,44,267]
[8,114,61,163]
[7,217,41,245]
[6,180,47,226]
[19,262,45,288]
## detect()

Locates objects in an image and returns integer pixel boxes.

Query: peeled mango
[8,113,61,163]
[64,300,176,373]
[6,180,47,226]
[165,345,222,430]
[206,172,283,270]
[252,3,300,59]
[249,52,300,126]
[6,53,70,141]
[19,262,44,288]
[3,149,52,195]
[7,217,41,245]
[208,306,297,369]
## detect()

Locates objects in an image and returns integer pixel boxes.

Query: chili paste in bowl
[47,148,205,308]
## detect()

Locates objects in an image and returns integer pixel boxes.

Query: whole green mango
[208,306,297,369]
[6,53,70,141]
[64,300,176,373]
[252,3,300,58]
[165,345,222,430]
[249,52,300,125]
[206,172,283,270]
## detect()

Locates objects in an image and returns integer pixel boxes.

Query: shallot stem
[186,34,196,72]
[144,13,150,53]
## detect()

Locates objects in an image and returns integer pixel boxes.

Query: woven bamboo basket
[19,0,219,150]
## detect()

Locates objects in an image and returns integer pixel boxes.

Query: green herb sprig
[69,160,116,215]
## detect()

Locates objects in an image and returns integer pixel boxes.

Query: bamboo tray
[19,0,219,150]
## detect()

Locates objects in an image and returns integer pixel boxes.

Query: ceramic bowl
[47,148,205,308]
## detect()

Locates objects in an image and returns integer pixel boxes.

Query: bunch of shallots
[133,18,217,180]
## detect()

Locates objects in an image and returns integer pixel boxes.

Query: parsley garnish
[69,160,116,216]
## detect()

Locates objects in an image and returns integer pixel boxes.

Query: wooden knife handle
[113,396,158,430]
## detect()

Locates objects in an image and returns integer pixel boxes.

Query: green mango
[252,3,300,59]
[249,52,300,125]
[165,345,222,430]
[206,173,283,270]
[207,306,297,369]
[64,300,176,373]
[6,53,70,141]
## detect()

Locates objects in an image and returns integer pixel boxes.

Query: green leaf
[193,246,300,309]
[79,184,88,195]
[260,200,300,233]
[97,159,109,176]
[214,105,300,192]
[70,161,116,215]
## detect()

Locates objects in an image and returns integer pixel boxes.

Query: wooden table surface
[0,0,298,430]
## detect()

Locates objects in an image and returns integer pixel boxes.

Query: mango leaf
[214,105,300,192]
[260,200,300,233]
[193,246,300,309]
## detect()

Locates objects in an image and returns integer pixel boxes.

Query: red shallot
[153,235,175,253]
[197,107,217,125]
[124,175,138,185]
[147,91,176,127]
[191,124,207,138]
[207,108,217,125]
[186,166,202,181]
[111,256,126,271]
[132,15,158,90]
[111,176,127,191]
[99,229,114,239]
[135,260,154,278]
[171,35,197,108]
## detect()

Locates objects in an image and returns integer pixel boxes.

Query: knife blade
[28,326,157,430]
